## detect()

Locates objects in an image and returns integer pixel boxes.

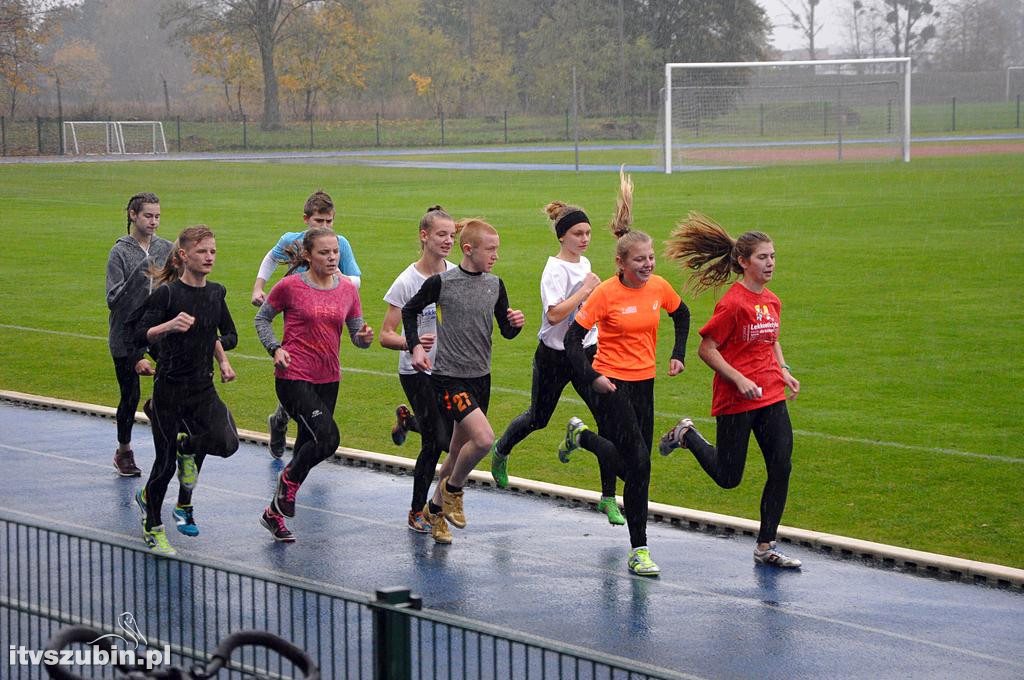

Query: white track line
[1,322,1018,464]
[0,442,1020,671]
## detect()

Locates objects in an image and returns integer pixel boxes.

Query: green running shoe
[596,497,625,525]
[175,433,198,491]
[490,443,509,489]
[627,547,660,576]
[558,417,589,464]
[142,524,176,557]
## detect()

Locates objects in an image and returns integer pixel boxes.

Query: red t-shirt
[574,274,681,381]
[699,282,785,416]
[267,274,363,384]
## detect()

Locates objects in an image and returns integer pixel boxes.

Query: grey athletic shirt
[105,235,174,358]
[402,266,521,378]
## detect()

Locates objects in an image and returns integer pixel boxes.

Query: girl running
[659,213,802,568]
[106,193,173,477]
[402,218,524,544]
[380,206,457,533]
[132,226,240,556]
[255,227,374,542]
[490,201,624,525]
[563,170,690,576]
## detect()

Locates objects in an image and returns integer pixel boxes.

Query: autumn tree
[0,0,49,116]
[187,32,259,118]
[49,39,109,110]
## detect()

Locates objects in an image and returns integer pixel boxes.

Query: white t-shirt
[537,255,599,351]
[384,260,457,375]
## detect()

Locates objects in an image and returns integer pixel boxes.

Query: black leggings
[683,400,793,544]
[495,342,617,497]
[145,379,239,529]
[400,372,453,512]
[586,378,655,549]
[275,379,340,485]
[113,355,141,445]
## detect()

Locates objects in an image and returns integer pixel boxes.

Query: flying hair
[126,192,159,233]
[664,212,772,294]
[150,225,214,286]
[608,167,650,270]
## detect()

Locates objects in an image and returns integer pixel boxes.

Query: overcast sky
[758,0,847,53]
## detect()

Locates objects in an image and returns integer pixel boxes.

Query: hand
[356,324,374,346]
[165,312,195,334]
[411,344,432,373]
[134,358,155,376]
[507,308,525,328]
[273,347,291,370]
[734,374,762,400]
[668,358,684,376]
[783,369,800,401]
[592,375,617,394]
[581,272,601,295]
[419,332,436,354]
[251,288,266,307]
[219,360,236,383]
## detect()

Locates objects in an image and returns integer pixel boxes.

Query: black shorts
[433,374,490,423]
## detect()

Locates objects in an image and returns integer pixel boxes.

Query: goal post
[660,58,911,173]
[63,121,168,155]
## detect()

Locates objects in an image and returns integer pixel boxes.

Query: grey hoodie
[106,235,174,357]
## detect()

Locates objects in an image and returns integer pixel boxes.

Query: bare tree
[881,0,938,58]
[780,0,825,59]
[840,0,887,58]
[162,0,318,129]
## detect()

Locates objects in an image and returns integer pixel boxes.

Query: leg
[112,356,142,476]
[141,381,183,537]
[271,380,340,518]
[750,402,794,546]
[683,411,754,490]
[268,401,290,458]
[494,344,569,457]
[402,372,447,518]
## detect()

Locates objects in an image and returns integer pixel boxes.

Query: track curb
[3,389,1021,590]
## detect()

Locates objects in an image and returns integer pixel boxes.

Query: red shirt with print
[699,282,785,416]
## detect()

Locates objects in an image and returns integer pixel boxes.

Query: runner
[250,190,362,458]
[106,193,173,477]
[254,227,373,542]
[379,206,457,533]
[562,170,690,576]
[490,200,623,525]
[402,218,525,544]
[659,212,802,568]
[132,226,240,556]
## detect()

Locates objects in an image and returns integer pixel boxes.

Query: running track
[1,402,1022,679]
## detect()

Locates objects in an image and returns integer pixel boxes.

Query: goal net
[63,121,168,155]
[657,58,911,173]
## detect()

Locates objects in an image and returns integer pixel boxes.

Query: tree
[186,31,259,118]
[0,0,49,116]
[162,0,319,129]
[780,0,825,59]
[49,39,110,110]
[881,0,938,58]
[933,0,1005,71]
[840,0,887,58]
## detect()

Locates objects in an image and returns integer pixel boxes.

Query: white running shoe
[658,418,693,456]
[754,543,802,568]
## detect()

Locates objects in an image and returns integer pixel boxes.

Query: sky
[757,0,848,53]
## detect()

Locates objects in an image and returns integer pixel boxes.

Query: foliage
[0,0,49,117]
[50,39,110,109]
[186,32,261,119]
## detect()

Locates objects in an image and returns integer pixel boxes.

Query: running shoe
[268,408,288,458]
[754,543,802,569]
[175,433,198,490]
[134,488,148,519]
[558,417,589,464]
[490,443,509,489]
[627,547,660,576]
[439,477,466,528]
[658,418,694,457]
[596,497,626,526]
[272,466,301,518]
[391,404,414,446]
[113,449,142,477]
[142,524,176,557]
[260,507,295,542]
[407,509,431,533]
[172,505,199,537]
[422,504,451,544]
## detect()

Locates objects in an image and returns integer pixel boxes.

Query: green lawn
[1,155,1021,567]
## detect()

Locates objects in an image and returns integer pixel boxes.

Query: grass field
[0,154,1021,568]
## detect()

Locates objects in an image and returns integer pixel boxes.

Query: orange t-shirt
[699,282,786,416]
[574,274,681,381]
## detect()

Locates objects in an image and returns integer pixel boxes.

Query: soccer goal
[63,121,168,155]
[658,58,911,173]
[1007,66,1024,101]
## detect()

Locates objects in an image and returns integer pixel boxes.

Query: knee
[320,423,340,458]
[718,471,744,489]
[210,431,240,458]
[768,457,792,482]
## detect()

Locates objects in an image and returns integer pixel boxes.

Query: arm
[380,304,435,353]
[546,272,600,325]
[254,300,292,370]
[251,249,280,307]
[214,340,235,382]
[216,290,238,352]
[345,317,374,348]
[666,301,691,376]
[402,275,443,372]
[773,341,800,400]
[336,235,362,288]
[494,279,524,339]
[698,335,761,400]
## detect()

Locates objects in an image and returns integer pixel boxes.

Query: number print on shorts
[451,391,472,413]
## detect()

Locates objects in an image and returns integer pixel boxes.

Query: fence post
[565,108,570,140]
[440,111,445,145]
[242,115,247,149]
[176,116,181,152]
[37,116,43,155]
[887,99,893,134]
[951,97,956,132]
[1017,95,1021,129]
[376,112,381,146]
[58,116,64,155]
[373,587,421,680]
[1,116,5,156]
[504,110,508,144]
[759,102,765,136]
[823,101,829,137]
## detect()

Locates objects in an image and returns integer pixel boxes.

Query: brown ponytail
[150,225,214,285]
[608,167,651,273]
[664,212,772,294]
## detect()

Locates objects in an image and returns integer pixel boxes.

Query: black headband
[555,210,589,238]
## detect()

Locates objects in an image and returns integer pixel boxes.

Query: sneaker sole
[259,516,296,543]
[114,464,142,478]
[629,567,660,577]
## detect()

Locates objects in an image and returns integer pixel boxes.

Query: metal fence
[1,513,689,680]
